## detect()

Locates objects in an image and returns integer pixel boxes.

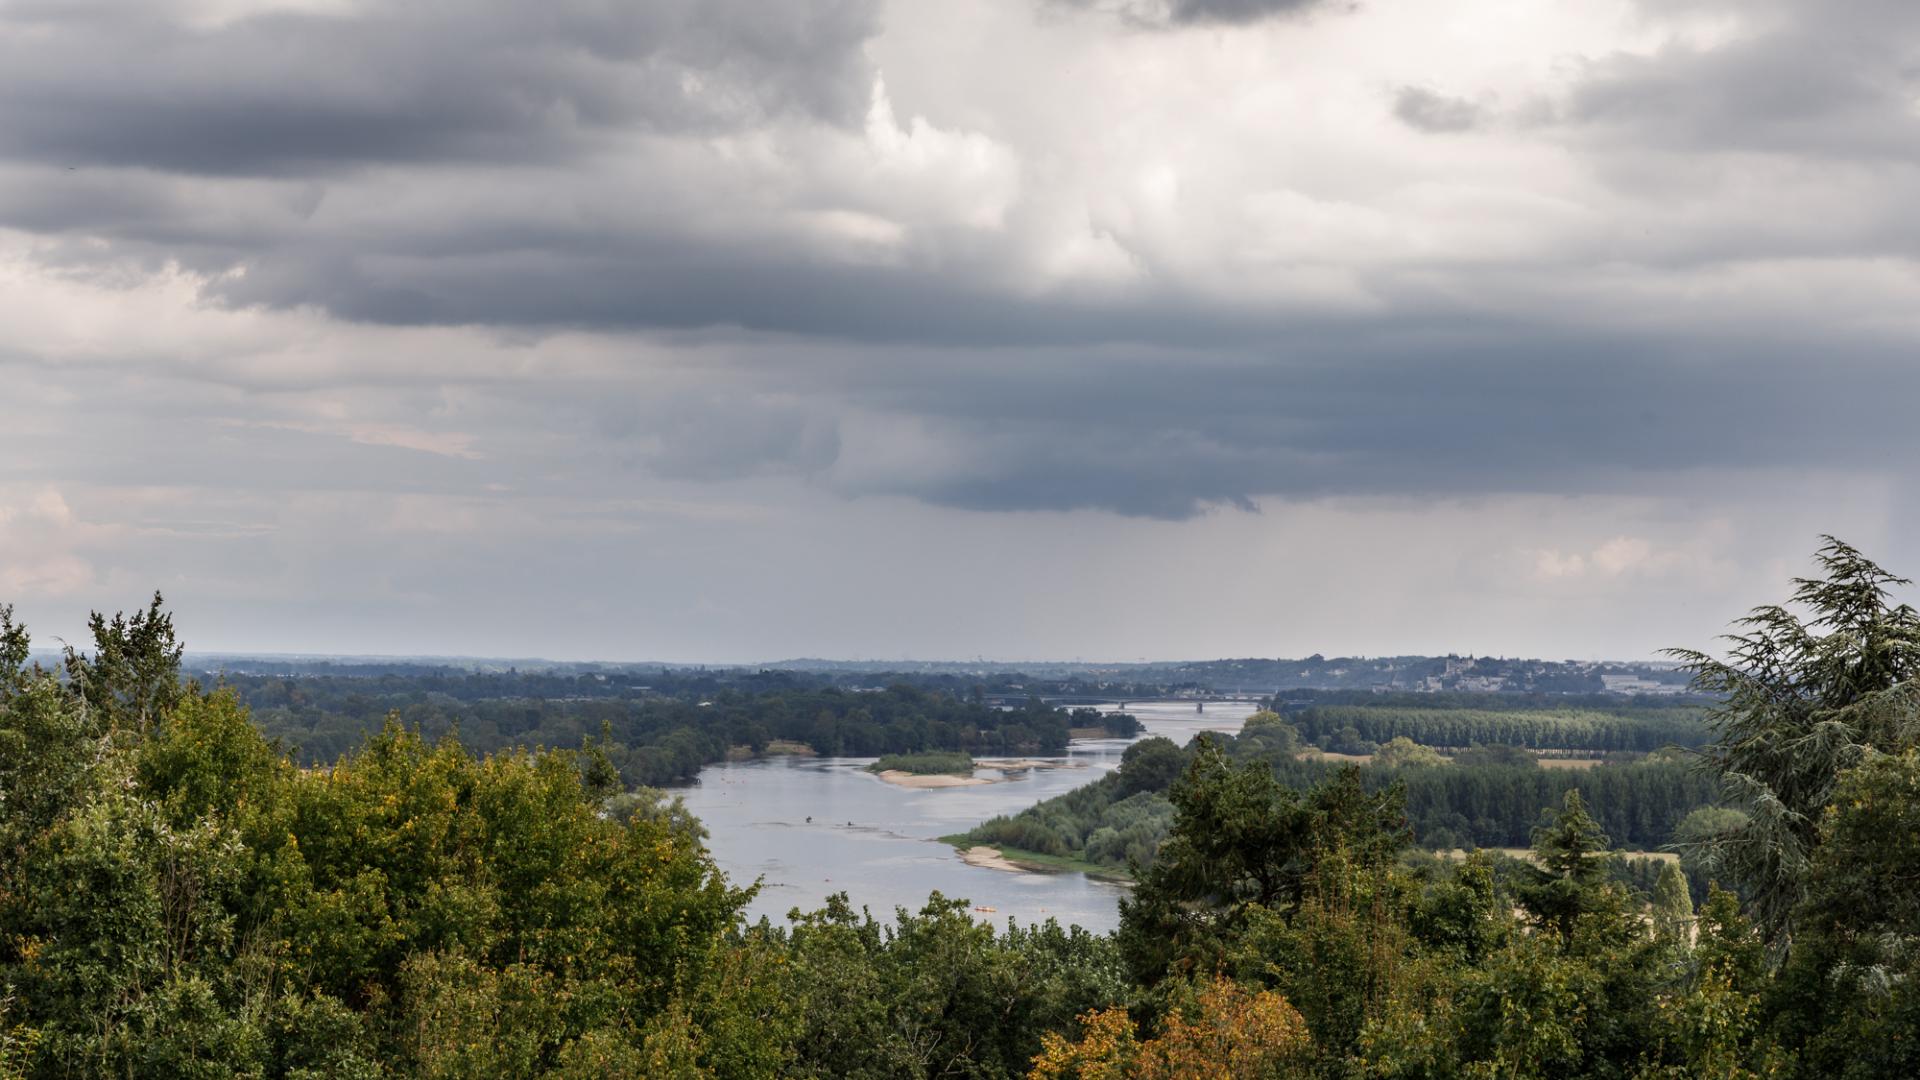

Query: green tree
[1650,861,1693,946]
[62,592,185,738]
[0,606,29,693]
[1118,738,1406,986]
[1234,710,1301,760]
[1670,537,1920,950]
[1116,737,1186,797]
[772,891,1125,1079]
[1,596,774,1077]
[1636,887,1782,1080]
[1517,790,1616,946]
[1771,751,1920,1078]
[1373,736,1445,770]
[1671,806,1747,902]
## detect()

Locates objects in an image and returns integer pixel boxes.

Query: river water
[676,702,1254,934]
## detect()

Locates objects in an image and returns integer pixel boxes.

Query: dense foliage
[870,751,975,775]
[223,668,1079,788]
[6,538,1920,1078]
[0,603,1123,1079]
[962,712,1718,874]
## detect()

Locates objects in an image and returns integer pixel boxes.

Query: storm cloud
[0,0,880,175]
[1,0,1916,659]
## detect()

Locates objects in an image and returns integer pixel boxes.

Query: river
[675,701,1254,934]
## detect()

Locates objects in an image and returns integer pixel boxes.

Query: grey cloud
[1393,87,1481,133]
[204,241,1280,348]
[710,312,1920,517]
[592,392,842,483]
[7,281,1919,525]
[8,0,1905,360]
[1161,0,1332,25]
[0,160,1272,346]
[1562,0,1920,160]
[0,0,880,176]
[1051,0,1340,27]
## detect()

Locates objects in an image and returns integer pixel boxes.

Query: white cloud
[1532,537,1666,581]
[0,488,103,598]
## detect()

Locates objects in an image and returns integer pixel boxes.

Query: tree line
[219,670,1112,788]
[1288,703,1708,753]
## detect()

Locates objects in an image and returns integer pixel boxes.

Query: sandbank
[959,845,1029,872]
[874,769,992,789]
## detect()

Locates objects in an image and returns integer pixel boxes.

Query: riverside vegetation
[3,537,1919,1077]
[956,713,1721,886]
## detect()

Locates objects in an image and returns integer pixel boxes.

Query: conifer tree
[1669,537,1920,951]
[1517,790,1612,945]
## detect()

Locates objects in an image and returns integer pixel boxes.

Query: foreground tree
[1116,739,1407,988]
[1029,976,1313,1080]
[0,599,770,1077]
[1770,751,1920,1078]
[3,596,1135,1078]
[1669,537,1920,950]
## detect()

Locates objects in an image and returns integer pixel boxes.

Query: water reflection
[677,701,1255,933]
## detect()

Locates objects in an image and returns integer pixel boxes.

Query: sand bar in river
[959,846,1029,872]
[874,770,993,789]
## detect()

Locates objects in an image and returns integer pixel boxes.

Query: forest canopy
[218,666,1091,787]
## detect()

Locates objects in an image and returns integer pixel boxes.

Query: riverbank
[957,845,1027,871]
[940,836,1134,881]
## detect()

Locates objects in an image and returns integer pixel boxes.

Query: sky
[1,0,1916,663]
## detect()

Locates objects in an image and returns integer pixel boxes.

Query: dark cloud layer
[1051,0,1336,27]
[803,322,1920,518]
[0,0,879,175]
[1160,0,1332,25]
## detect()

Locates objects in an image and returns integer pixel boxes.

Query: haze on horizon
[2,0,1914,664]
